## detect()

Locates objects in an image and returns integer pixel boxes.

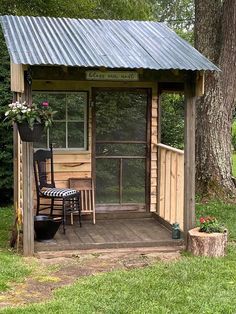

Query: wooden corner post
[184,72,197,239]
[22,70,34,256]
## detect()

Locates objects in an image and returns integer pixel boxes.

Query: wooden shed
[0,15,218,256]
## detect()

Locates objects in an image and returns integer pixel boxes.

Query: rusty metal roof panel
[0,15,219,71]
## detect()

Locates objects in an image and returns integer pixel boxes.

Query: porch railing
[156,143,184,230]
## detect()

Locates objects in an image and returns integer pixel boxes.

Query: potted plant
[4,101,56,142]
[187,216,228,257]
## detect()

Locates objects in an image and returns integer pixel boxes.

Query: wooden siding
[51,153,92,189]
[32,80,157,213]
[156,143,184,230]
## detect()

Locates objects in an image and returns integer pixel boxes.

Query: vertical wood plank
[170,152,177,224]
[23,142,34,256]
[81,191,84,211]
[176,154,184,230]
[184,74,196,237]
[159,148,166,218]
[22,70,34,256]
[164,150,171,222]
[13,93,19,220]
[92,181,96,224]
[87,190,90,211]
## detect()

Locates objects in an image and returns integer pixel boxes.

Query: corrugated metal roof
[0,15,219,71]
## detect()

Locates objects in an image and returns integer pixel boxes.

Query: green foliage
[232,120,236,151]
[0,29,13,205]
[232,153,236,177]
[152,0,194,30]
[94,0,153,20]
[151,0,194,44]
[161,93,184,149]
[0,0,153,20]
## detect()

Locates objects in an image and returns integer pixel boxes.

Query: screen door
[93,89,150,211]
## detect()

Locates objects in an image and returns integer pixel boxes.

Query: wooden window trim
[32,91,89,151]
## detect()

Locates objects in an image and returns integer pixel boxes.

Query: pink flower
[42,101,49,107]
[200,217,205,224]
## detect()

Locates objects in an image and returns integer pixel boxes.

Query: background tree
[195,0,236,198]
[161,94,184,149]
[152,0,194,42]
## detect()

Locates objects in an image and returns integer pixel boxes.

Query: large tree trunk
[195,0,236,198]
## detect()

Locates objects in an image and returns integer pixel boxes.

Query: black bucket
[34,215,62,242]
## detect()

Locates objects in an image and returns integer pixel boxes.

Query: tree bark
[195,0,236,198]
[187,228,227,257]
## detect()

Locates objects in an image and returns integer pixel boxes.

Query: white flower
[21,109,27,113]
[5,111,10,116]
[27,108,31,112]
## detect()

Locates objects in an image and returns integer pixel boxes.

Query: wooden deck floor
[35,217,183,252]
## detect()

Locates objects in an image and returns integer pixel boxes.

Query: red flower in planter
[200,217,205,224]
[199,216,224,233]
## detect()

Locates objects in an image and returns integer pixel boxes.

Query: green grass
[1,201,236,313]
[0,207,31,292]
[232,153,236,177]
[0,207,14,248]
[1,246,236,314]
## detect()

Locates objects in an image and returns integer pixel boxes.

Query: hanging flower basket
[17,123,44,142]
[4,101,56,142]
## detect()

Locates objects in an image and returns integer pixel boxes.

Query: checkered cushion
[41,188,78,197]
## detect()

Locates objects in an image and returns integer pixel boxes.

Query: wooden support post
[22,70,34,256]
[184,73,196,239]
[23,142,34,255]
[13,93,19,218]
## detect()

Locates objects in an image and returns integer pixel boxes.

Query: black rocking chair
[33,145,82,234]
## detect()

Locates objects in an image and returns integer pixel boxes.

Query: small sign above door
[86,70,139,81]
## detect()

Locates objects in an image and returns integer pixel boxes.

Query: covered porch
[35,214,183,253]
[0,15,218,256]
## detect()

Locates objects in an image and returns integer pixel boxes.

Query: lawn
[1,202,236,313]
[0,208,31,292]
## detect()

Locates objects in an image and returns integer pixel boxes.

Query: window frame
[32,90,89,152]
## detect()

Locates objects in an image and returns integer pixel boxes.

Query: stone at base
[187,227,227,257]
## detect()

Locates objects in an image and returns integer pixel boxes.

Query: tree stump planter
[187,227,228,257]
